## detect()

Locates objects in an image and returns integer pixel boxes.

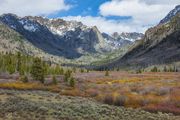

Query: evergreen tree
[42,61,48,75]
[64,69,72,82]
[60,68,64,75]
[30,58,45,83]
[151,66,158,72]
[52,75,57,85]
[54,65,60,75]
[16,52,22,72]
[173,66,177,72]
[69,77,75,87]
[72,67,76,73]
[6,56,15,74]
[8,65,15,74]
[163,66,167,72]
[169,67,173,72]
[64,73,69,82]
[80,68,84,73]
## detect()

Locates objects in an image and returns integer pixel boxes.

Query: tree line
[0,52,76,87]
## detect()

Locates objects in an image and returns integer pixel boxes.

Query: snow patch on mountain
[10,25,16,29]
[19,19,39,32]
[23,25,37,32]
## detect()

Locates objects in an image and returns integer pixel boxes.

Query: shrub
[105,70,109,76]
[114,95,127,106]
[136,69,142,74]
[52,76,57,85]
[139,99,149,106]
[86,89,99,97]
[20,75,28,83]
[139,86,155,95]
[69,77,75,87]
[103,94,114,105]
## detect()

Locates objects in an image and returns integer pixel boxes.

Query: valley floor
[0,71,180,119]
[0,89,179,120]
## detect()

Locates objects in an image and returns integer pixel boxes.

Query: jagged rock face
[102,32,144,49]
[101,13,180,69]
[112,32,144,42]
[0,14,111,59]
[102,33,132,49]
[160,5,180,24]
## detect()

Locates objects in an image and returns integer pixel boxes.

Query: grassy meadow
[0,70,179,115]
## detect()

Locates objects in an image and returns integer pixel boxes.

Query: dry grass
[0,82,46,90]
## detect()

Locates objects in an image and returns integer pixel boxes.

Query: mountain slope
[0,14,116,59]
[103,13,180,69]
[0,21,42,55]
[0,21,77,64]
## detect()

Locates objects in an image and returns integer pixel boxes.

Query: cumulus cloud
[63,0,179,34]
[140,0,180,5]
[99,0,179,25]
[62,16,147,34]
[0,0,71,16]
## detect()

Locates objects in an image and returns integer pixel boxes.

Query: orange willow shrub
[0,82,46,90]
[60,89,84,97]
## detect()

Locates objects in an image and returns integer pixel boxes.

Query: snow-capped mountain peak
[159,5,180,24]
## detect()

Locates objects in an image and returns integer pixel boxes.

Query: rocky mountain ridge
[160,5,180,24]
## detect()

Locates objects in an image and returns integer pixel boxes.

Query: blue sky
[57,0,109,17]
[49,0,132,21]
[0,0,179,34]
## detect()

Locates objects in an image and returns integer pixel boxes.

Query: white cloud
[140,0,180,5]
[63,0,179,34]
[62,16,147,34]
[99,0,179,25]
[0,0,71,16]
